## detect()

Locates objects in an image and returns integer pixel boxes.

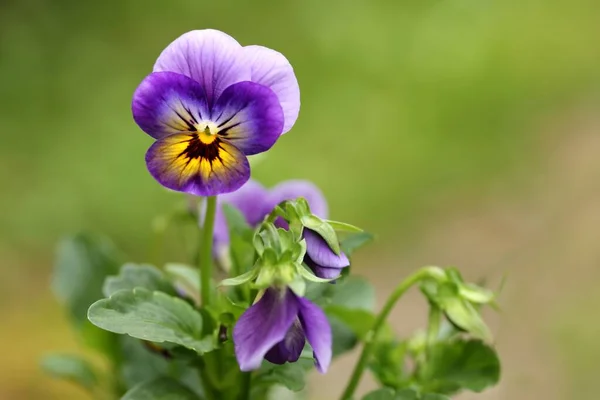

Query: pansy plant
[43,29,502,400]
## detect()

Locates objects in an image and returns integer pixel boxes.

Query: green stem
[426,304,441,357]
[199,367,217,400]
[239,372,252,400]
[200,196,217,306]
[339,269,431,400]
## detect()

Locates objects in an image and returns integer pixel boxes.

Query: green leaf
[103,263,175,297]
[122,377,200,400]
[340,232,374,256]
[325,305,377,340]
[221,203,252,235]
[88,288,214,354]
[329,315,358,356]
[40,354,97,389]
[256,361,311,392]
[330,276,376,311]
[119,336,170,388]
[362,388,397,400]
[53,233,122,326]
[419,339,500,394]
[368,340,409,389]
[164,263,200,305]
[300,215,341,254]
[325,220,363,233]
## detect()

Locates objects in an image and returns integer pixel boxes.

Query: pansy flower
[132,30,300,196]
[214,180,350,279]
[233,287,331,372]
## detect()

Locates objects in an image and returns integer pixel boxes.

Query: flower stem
[200,196,217,306]
[339,269,431,400]
[426,304,441,357]
[239,372,252,400]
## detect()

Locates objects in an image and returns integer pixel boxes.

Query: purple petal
[153,30,250,107]
[145,134,249,196]
[304,229,349,268]
[233,288,299,371]
[305,257,343,280]
[297,296,332,373]
[243,45,300,134]
[268,180,328,218]
[221,180,272,226]
[265,320,305,365]
[212,81,284,155]
[132,72,209,140]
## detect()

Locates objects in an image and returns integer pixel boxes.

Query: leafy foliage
[418,339,500,394]
[88,288,214,354]
[40,354,98,390]
[53,233,122,326]
[103,263,176,297]
[122,377,200,400]
[45,192,501,400]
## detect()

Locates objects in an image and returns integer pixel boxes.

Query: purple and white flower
[233,287,331,372]
[214,180,350,279]
[132,30,300,196]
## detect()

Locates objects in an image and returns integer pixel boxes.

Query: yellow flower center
[197,122,219,144]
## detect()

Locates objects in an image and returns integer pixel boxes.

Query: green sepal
[300,214,341,255]
[219,267,259,287]
[296,263,335,283]
[458,283,495,304]
[325,219,363,233]
[420,270,492,341]
[88,288,215,354]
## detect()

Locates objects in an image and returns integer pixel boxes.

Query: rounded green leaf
[88,288,214,354]
[419,339,500,394]
[122,377,200,400]
[103,263,175,297]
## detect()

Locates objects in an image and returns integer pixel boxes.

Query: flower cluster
[215,180,352,372]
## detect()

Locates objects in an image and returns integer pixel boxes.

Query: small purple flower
[214,180,349,279]
[233,287,331,372]
[132,30,300,196]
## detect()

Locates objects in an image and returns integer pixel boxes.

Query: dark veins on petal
[179,134,223,162]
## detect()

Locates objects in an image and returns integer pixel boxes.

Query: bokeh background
[2,0,600,398]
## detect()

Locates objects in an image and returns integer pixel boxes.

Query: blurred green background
[1,0,600,398]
